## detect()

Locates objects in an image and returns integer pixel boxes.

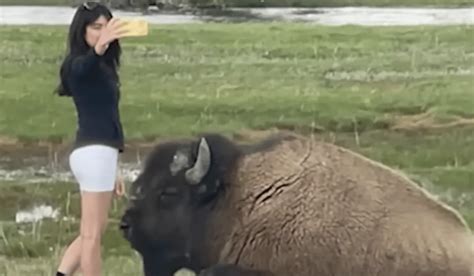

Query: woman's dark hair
[55,2,121,96]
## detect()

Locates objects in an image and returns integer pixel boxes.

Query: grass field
[0,23,473,274]
[1,0,474,7]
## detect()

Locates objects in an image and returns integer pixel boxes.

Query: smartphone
[118,18,149,37]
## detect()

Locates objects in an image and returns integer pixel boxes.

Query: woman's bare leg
[79,190,114,276]
[56,191,112,275]
[57,235,82,274]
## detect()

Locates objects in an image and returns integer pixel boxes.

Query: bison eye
[158,186,181,207]
[162,186,179,196]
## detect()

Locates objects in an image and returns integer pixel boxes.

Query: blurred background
[0,0,473,275]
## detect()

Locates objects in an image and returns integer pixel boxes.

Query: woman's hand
[114,172,126,198]
[95,18,127,56]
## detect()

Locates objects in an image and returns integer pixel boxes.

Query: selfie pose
[54,2,127,276]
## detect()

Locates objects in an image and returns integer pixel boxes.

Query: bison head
[119,134,243,276]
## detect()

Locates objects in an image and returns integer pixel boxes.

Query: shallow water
[0,6,473,25]
[258,7,474,25]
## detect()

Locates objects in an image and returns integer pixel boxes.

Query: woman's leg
[57,235,82,274]
[57,145,118,275]
[56,191,112,275]
[79,190,114,276]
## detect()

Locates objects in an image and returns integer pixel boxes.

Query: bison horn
[185,137,211,185]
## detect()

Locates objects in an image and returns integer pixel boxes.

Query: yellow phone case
[119,19,149,37]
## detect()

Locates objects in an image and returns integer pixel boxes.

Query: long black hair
[55,2,121,97]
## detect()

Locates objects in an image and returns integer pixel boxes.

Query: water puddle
[0,6,472,26]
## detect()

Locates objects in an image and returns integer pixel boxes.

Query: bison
[119,131,474,276]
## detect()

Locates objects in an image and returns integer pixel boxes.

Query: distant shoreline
[1,6,473,26]
[0,0,473,8]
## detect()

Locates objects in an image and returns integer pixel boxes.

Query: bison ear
[170,149,191,176]
[185,137,211,185]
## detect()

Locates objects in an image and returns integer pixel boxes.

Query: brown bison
[119,131,474,276]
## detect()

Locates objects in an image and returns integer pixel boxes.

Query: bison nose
[119,212,132,233]
[119,215,134,240]
[119,219,130,231]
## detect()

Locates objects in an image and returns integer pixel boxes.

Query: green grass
[0,23,473,274]
[0,255,143,275]
[0,0,473,7]
[0,181,131,257]
[0,24,473,141]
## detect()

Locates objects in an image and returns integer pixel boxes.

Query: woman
[54,2,128,276]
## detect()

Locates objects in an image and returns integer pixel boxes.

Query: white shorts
[69,144,119,192]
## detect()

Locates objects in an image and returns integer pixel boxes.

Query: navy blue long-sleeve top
[66,48,125,153]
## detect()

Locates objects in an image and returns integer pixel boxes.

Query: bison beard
[119,131,474,276]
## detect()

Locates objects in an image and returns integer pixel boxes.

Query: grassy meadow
[0,23,473,274]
